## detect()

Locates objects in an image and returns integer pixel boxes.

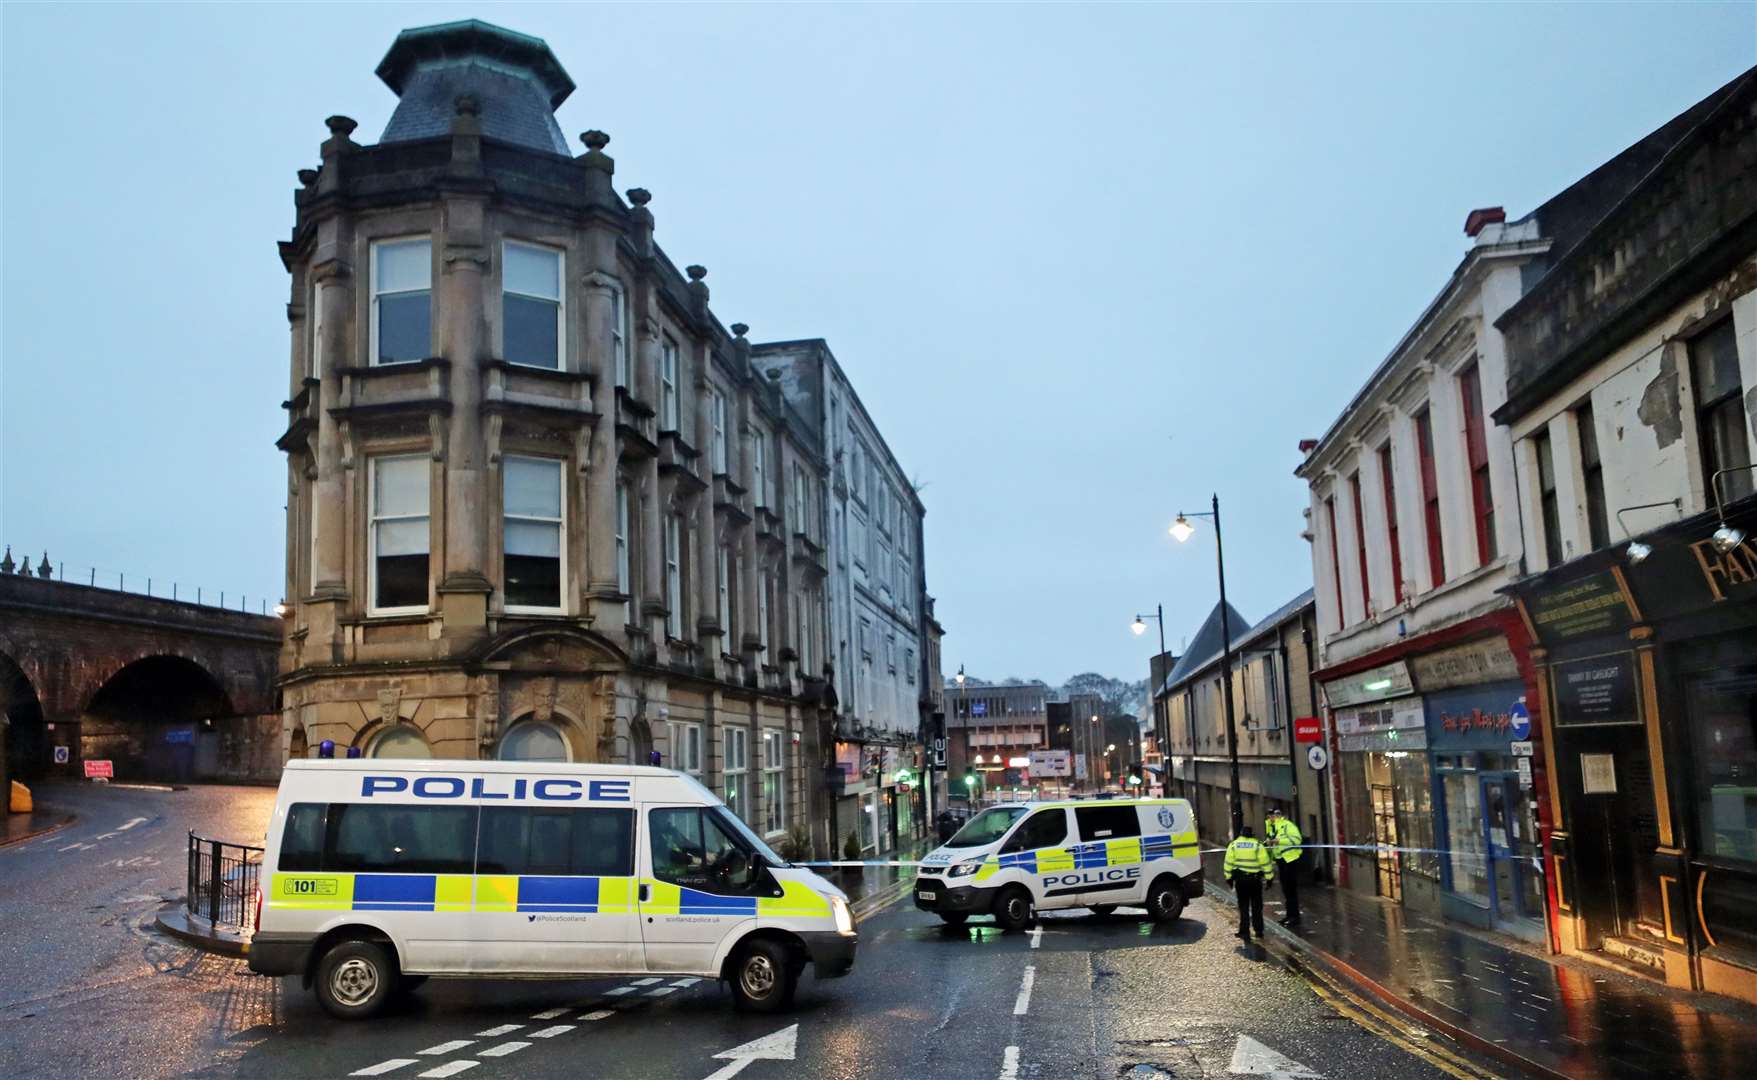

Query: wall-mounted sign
[1028,749,1071,777]
[1581,752,1618,794]
[1553,654,1639,727]
[1510,740,1534,757]
[1528,571,1632,643]
[1293,716,1323,744]
[1517,757,1534,789]
[971,701,987,717]
[83,760,114,780]
[1411,637,1520,692]
[53,746,69,765]
[1338,727,1429,753]
[1688,535,1757,602]
[1334,696,1424,736]
[1307,745,1329,771]
[1323,660,1415,709]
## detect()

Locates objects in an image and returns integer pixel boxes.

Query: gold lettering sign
[1689,538,1757,602]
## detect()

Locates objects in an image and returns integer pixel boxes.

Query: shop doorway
[1563,725,1652,948]
[1482,774,1545,934]
[1370,778,1403,902]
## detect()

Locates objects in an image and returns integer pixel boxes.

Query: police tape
[798,842,1543,871]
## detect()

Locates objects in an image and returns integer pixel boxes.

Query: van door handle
[638,884,651,903]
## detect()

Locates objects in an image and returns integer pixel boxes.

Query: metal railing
[187,831,264,932]
[0,546,278,615]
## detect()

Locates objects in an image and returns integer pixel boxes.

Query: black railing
[187,831,264,932]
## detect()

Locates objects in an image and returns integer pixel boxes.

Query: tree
[1061,672,1146,719]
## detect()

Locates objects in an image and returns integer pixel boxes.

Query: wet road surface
[2,784,1494,1079]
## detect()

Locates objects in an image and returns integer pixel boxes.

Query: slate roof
[376,20,574,156]
[1159,588,1316,696]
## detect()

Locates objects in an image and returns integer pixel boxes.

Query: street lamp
[1170,493,1244,833]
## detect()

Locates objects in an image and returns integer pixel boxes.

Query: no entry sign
[1293,716,1323,744]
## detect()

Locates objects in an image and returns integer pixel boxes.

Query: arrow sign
[1229,1035,1322,1078]
[703,1024,797,1080]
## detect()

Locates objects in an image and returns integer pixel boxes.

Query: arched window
[499,720,569,762]
[368,725,432,759]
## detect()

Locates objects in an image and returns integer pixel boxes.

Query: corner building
[275,22,837,855]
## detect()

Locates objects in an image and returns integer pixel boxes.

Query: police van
[912,798,1203,930]
[247,760,857,1017]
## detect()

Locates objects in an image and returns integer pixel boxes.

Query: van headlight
[948,861,982,878]
[830,896,855,935]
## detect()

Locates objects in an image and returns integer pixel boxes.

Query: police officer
[1223,825,1275,942]
[1266,805,1303,928]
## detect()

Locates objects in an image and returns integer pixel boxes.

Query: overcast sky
[2,3,1753,686]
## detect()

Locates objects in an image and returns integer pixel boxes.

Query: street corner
[153,904,250,960]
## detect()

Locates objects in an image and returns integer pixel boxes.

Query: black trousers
[1234,876,1265,939]
[1278,859,1301,923]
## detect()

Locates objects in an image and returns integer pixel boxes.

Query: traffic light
[963,770,976,789]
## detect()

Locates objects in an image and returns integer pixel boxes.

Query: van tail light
[252,886,263,933]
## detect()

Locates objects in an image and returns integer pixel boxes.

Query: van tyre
[1089,904,1118,917]
[731,939,798,1014]
[1146,876,1186,924]
[938,912,969,927]
[315,940,395,1020]
[993,886,1035,932]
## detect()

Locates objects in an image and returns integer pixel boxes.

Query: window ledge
[337,357,450,378]
[486,358,593,383]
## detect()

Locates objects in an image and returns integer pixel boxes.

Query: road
[0,784,1500,1079]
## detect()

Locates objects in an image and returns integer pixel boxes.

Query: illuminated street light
[1169,515,1195,543]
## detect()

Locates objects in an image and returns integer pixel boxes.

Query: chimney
[1297,438,1319,454]
[1463,206,1506,238]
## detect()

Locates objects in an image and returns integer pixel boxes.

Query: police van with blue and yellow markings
[912,798,1203,930]
[248,760,856,1017]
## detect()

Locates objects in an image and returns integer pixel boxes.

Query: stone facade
[274,21,840,855]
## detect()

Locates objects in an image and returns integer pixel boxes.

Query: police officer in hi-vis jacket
[1223,825,1276,942]
[1266,805,1304,928]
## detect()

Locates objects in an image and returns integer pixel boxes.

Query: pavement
[0,782,1498,1080]
[1201,850,1757,1080]
[1,801,76,847]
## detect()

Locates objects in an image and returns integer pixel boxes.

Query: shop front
[1324,667,1439,912]
[1512,496,1757,1003]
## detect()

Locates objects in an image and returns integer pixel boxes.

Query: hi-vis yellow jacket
[1223,837,1275,880]
[1266,817,1304,864]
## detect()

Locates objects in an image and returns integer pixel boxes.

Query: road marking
[419,1041,474,1056]
[530,1007,570,1019]
[94,832,120,840]
[606,986,637,995]
[475,1025,522,1037]
[631,977,662,985]
[646,986,678,997]
[529,1024,574,1038]
[1013,965,1035,1016]
[1029,927,1043,950]
[703,1024,798,1080]
[671,976,701,986]
[1296,963,1498,1080]
[351,1062,417,1077]
[478,1042,531,1058]
[579,1009,615,1021]
[117,817,148,831]
[58,843,93,852]
[1229,1035,1322,1077]
[998,1046,1020,1080]
[417,1063,478,1079]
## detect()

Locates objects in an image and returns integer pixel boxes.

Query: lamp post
[1171,493,1243,833]
[1132,605,1169,793]
[954,665,970,805]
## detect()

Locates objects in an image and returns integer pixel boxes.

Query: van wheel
[993,886,1035,932]
[1089,904,1118,917]
[315,940,395,1019]
[938,912,969,927]
[731,939,798,1013]
[1146,877,1185,924]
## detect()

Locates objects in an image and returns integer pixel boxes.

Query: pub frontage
[1510,495,1757,1002]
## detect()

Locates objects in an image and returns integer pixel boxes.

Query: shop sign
[1334,696,1424,736]
[1323,660,1414,709]
[1553,654,1639,727]
[1580,752,1618,794]
[1687,534,1757,602]
[1411,637,1520,692]
[1425,680,1527,751]
[1293,716,1323,744]
[1338,727,1428,753]
[1527,570,1632,643]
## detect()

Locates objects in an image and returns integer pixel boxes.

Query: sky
[2,3,1753,688]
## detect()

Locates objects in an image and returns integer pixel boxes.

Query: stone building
[274,20,837,854]
[946,681,1051,800]
[1497,68,1757,1002]
[756,340,931,854]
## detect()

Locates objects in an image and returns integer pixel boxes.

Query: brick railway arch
[1,649,47,782]
[80,654,235,782]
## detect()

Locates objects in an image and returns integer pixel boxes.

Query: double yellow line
[1295,959,1505,1080]
[851,870,918,921]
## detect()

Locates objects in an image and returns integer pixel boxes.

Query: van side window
[280,803,326,871]
[1074,805,1141,842]
[478,807,635,876]
[650,807,758,894]
[326,804,478,874]
[1001,810,1067,853]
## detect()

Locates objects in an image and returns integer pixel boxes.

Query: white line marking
[670,976,701,986]
[579,1009,616,1021]
[94,832,120,840]
[706,1025,798,1080]
[351,1061,418,1077]
[116,817,148,831]
[529,1024,574,1038]
[417,1062,478,1079]
[57,843,85,852]
[478,1042,531,1058]
[530,1007,569,1020]
[606,986,636,996]
[646,986,678,997]
[474,1025,522,1038]
[1029,926,1042,950]
[703,1061,757,1080]
[1013,965,1035,1016]
[998,1046,1020,1080]
[418,1041,474,1056]
[630,977,662,985]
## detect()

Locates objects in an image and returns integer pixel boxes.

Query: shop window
[1390,751,1440,881]
[1687,664,1757,864]
[498,720,569,763]
[1692,320,1753,505]
[1443,771,1489,904]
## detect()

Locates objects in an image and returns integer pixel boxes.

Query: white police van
[247,760,856,1017]
[912,798,1203,930]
